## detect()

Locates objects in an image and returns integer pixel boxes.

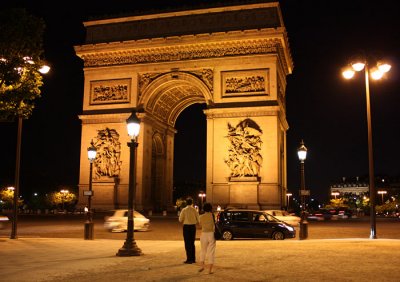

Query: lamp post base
[84,222,94,240]
[299,221,308,240]
[116,240,143,256]
[299,212,308,240]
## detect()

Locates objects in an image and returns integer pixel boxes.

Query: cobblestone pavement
[2,238,400,281]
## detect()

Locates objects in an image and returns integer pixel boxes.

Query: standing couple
[178,198,216,274]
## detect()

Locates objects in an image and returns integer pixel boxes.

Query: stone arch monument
[75,2,293,211]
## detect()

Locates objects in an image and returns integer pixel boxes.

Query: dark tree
[0,8,47,120]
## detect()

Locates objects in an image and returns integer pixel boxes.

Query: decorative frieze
[90,79,131,105]
[204,108,278,119]
[81,39,284,70]
[222,69,269,97]
[138,69,213,96]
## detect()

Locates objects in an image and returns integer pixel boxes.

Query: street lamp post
[9,62,50,240]
[378,191,387,205]
[297,140,308,240]
[286,193,292,210]
[60,189,69,212]
[198,191,206,212]
[342,57,391,239]
[84,141,97,240]
[331,192,340,199]
[116,111,143,256]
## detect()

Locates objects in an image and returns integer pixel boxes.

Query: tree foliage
[46,191,77,209]
[376,200,399,215]
[0,8,46,120]
[0,188,23,209]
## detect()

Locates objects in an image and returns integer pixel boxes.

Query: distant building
[330,176,368,195]
[330,176,400,198]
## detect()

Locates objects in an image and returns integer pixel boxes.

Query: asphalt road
[1,213,400,240]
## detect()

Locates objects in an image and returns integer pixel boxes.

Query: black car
[215,209,296,240]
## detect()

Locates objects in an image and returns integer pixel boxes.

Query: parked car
[0,215,9,229]
[215,209,296,240]
[264,210,301,226]
[104,210,150,232]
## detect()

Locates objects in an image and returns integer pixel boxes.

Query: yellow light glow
[370,68,384,80]
[377,61,391,73]
[351,62,365,71]
[39,65,50,74]
[342,68,355,79]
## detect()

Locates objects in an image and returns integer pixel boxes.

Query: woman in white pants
[199,202,216,274]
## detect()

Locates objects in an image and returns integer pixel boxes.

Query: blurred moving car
[104,210,150,232]
[0,215,9,229]
[215,209,296,240]
[264,210,301,226]
[307,209,333,221]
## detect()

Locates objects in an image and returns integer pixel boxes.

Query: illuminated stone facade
[75,2,293,211]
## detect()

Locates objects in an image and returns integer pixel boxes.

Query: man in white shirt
[179,198,200,264]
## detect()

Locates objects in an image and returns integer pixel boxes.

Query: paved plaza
[1,237,400,281]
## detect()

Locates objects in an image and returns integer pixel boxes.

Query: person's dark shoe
[184,261,195,264]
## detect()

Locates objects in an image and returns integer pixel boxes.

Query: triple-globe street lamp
[116,111,143,256]
[342,56,391,239]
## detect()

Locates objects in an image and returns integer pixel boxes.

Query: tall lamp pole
[297,140,308,240]
[84,141,97,240]
[342,57,391,239]
[117,111,143,256]
[60,189,69,211]
[9,62,50,240]
[10,117,22,239]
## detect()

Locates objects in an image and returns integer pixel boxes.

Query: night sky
[1,0,399,203]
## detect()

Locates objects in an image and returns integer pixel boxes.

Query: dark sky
[1,0,399,203]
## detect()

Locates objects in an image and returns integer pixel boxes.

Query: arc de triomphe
[75,2,293,211]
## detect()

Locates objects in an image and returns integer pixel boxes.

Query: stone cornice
[204,106,280,119]
[84,2,280,27]
[79,113,131,124]
[75,31,292,74]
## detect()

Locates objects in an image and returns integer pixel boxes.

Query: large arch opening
[138,71,211,211]
[173,103,207,206]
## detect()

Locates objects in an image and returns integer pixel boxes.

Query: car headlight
[286,226,294,232]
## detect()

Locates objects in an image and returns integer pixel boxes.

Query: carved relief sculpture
[138,69,213,95]
[90,79,131,104]
[222,69,269,97]
[225,118,263,178]
[93,128,122,179]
